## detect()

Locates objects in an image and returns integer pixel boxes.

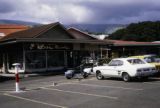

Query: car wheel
[81,72,88,78]
[66,76,72,79]
[96,71,104,80]
[122,73,130,82]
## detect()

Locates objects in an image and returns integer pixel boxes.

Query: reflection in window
[25,51,46,69]
[128,59,145,65]
[47,51,65,68]
[8,52,23,70]
[108,60,123,66]
[25,51,65,70]
[144,57,155,63]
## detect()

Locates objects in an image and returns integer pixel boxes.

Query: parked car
[130,54,160,72]
[93,58,157,82]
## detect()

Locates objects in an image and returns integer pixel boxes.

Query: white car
[93,58,157,82]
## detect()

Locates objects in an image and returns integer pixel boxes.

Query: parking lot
[1,75,160,108]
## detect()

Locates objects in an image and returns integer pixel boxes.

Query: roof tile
[0,22,59,41]
[67,27,97,40]
[0,24,29,36]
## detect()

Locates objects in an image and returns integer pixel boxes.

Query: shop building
[0,22,111,74]
[109,40,160,58]
[1,22,160,74]
[67,28,160,59]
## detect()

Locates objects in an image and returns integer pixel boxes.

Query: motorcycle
[65,62,94,79]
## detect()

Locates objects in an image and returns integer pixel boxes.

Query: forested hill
[108,21,160,42]
[0,19,40,26]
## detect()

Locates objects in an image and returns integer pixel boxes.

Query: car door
[113,60,124,77]
[102,60,123,77]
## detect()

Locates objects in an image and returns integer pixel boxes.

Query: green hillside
[108,21,160,42]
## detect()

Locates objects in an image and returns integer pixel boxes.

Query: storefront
[1,23,160,74]
[107,40,160,58]
[0,23,111,74]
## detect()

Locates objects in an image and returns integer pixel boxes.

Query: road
[1,75,160,108]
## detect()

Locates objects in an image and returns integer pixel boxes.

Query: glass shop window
[47,51,65,68]
[25,51,46,69]
[8,52,23,70]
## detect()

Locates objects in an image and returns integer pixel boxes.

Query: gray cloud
[80,1,160,24]
[0,1,15,13]
[0,0,160,24]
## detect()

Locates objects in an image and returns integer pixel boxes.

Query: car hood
[149,62,160,66]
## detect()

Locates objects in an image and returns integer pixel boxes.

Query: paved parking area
[1,75,160,108]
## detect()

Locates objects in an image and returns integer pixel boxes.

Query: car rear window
[127,59,145,65]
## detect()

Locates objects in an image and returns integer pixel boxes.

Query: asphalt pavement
[1,75,160,108]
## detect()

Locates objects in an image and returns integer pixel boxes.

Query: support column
[45,51,48,71]
[23,44,26,73]
[2,53,6,73]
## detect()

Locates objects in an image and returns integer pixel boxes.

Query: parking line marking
[144,82,160,85]
[41,87,118,100]
[4,93,67,108]
[59,83,143,91]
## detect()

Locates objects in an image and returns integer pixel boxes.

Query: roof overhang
[108,40,160,47]
[0,38,113,46]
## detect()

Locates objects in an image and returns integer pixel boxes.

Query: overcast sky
[0,0,160,24]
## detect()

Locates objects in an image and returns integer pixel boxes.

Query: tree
[108,21,160,42]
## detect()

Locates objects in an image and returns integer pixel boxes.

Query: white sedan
[93,58,157,82]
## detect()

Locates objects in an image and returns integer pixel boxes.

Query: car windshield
[127,59,145,65]
[144,56,156,63]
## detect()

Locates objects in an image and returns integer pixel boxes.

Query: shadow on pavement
[0,77,15,82]
[101,77,160,83]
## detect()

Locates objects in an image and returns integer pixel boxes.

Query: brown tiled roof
[67,27,97,40]
[0,22,64,41]
[0,24,29,35]
[0,24,113,45]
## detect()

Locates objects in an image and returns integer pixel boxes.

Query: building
[0,22,111,74]
[67,28,160,59]
[0,24,29,38]
[1,23,160,74]
[109,40,160,58]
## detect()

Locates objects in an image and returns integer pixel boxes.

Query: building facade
[1,22,160,74]
[0,23,111,74]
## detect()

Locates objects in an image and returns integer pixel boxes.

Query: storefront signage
[28,43,71,50]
